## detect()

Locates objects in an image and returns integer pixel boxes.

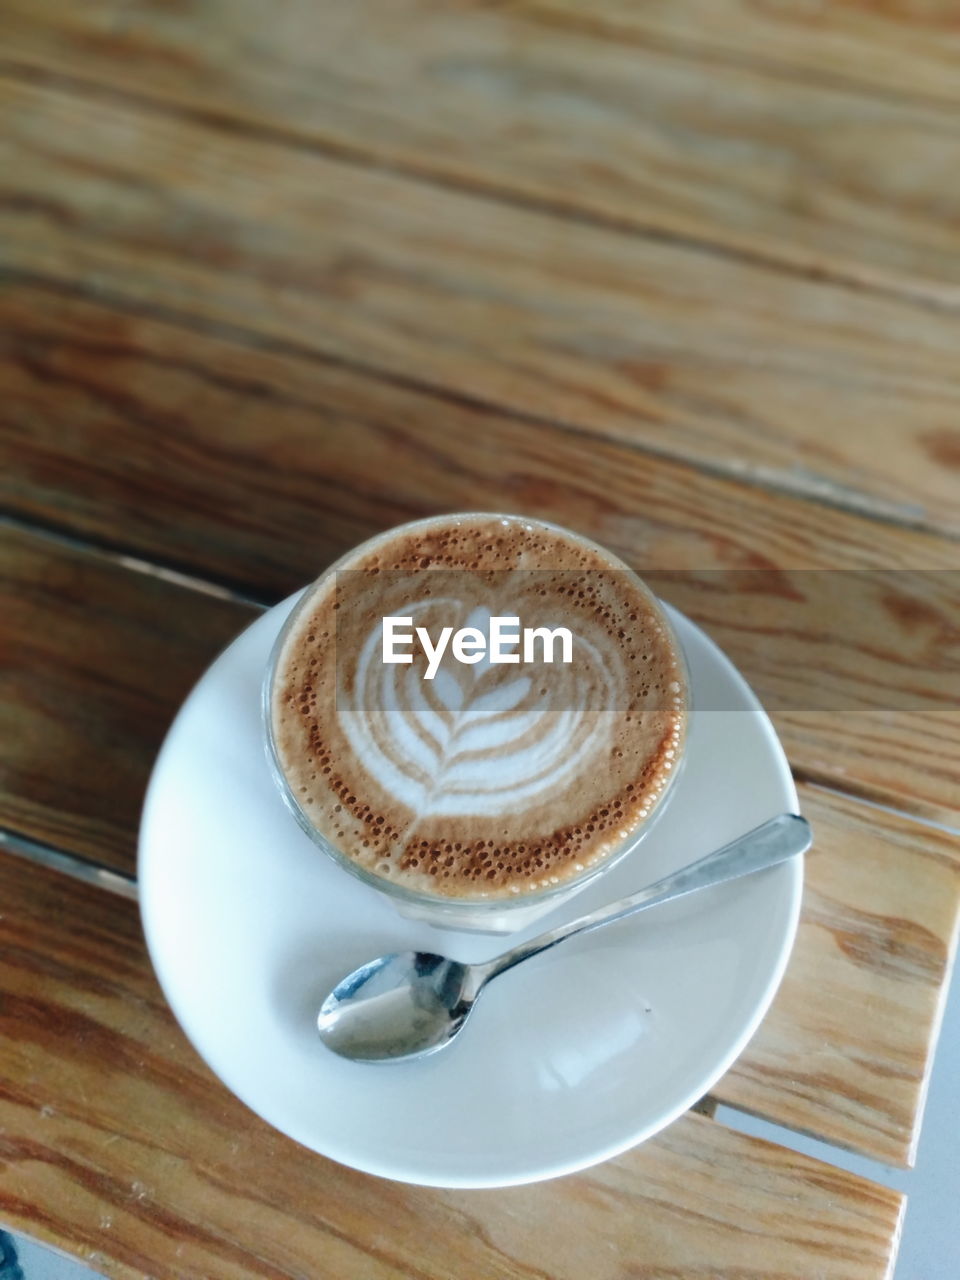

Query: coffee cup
[263,514,688,933]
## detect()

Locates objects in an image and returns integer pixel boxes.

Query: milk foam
[270,515,686,900]
[341,601,620,818]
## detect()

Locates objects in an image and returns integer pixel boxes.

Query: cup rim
[262,512,691,919]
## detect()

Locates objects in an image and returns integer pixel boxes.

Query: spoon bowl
[318,954,480,1062]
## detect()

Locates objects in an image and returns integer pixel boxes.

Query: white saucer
[139,597,802,1188]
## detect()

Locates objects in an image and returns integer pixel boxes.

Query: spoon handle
[485,813,811,981]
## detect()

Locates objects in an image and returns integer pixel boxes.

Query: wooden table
[2,3,959,1276]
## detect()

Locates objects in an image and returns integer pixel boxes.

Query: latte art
[343,603,621,819]
[269,515,687,901]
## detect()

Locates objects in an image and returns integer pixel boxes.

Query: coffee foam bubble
[271,515,687,900]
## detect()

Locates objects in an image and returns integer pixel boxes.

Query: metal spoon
[317,812,811,1063]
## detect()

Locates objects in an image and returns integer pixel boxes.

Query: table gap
[0,827,138,899]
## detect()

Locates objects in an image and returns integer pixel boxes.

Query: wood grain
[3,280,958,828]
[0,849,905,1280]
[4,0,960,302]
[0,522,251,869]
[725,783,960,1167]
[0,4,954,1266]
[522,0,960,108]
[3,73,960,534]
[2,525,958,1163]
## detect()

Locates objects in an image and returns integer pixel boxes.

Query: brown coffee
[270,515,686,901]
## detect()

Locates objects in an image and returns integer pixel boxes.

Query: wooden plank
[3,75,960,535]
[0,523,251,869]
[4,0,960,300]
[727,784,960,1167]
[3,280,958,829]
[523,0,960,108]
[2,527,958,1163]
[0,849,905,1279]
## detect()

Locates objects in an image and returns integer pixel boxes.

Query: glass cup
[263,514,689,933]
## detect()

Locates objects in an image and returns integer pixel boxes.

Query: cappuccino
[267,515,687,924]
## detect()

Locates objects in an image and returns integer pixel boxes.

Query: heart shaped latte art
[338,601,624,819]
